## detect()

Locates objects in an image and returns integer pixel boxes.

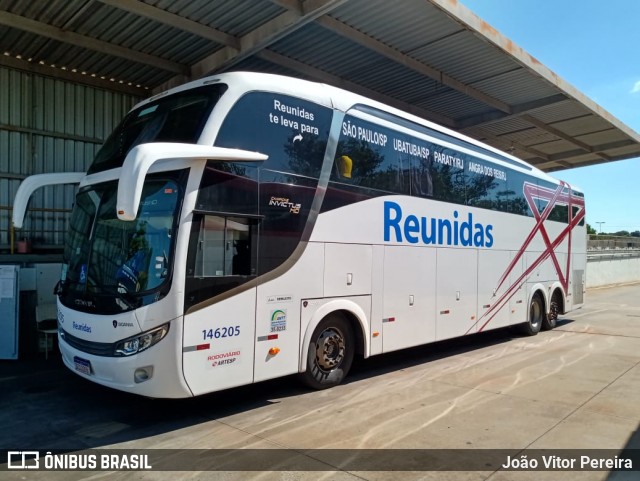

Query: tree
[586,223,596,235]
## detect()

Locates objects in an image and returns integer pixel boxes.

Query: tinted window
[258,170,318,274]
[430,145,466,204]
[321,112,543,220]
[187,93,333,307]
[185,213,259,307]
[353,104,531,170]
[505,169,531,216]
[197,162,259,215]
[60,171,187,315]
[194,215,257,277]
[572,205,585,226]
[536,180,571,223]
[215,92,332,178]
[332,117,409,195]
[323,115,413,212]
[88,85,226,174]
[214,92,333,273]
[465,157,508,211]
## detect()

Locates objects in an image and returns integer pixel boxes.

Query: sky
[460,0,640,233]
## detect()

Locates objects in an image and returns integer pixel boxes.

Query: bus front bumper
[58,325,192,399]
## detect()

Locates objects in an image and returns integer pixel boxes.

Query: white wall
[586,253,640,288]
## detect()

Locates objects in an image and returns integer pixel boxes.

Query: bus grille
[59,328,115,357]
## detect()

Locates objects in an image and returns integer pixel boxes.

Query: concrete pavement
[2,283,640,480]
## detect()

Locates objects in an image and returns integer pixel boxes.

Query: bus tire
[300,313,354,390]
[542,291,561,330]
[520,293,543,336]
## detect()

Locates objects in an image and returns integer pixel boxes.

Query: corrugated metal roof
[531,101,592,124]
[473,68,559,105]
[147,0,284,37]
[333,0,463,52]
[553,117,612,138]
[412,30,519,85]
[0,0,638,174]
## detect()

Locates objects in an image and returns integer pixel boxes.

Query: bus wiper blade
[115,291,137,310]
[96,284,140,309]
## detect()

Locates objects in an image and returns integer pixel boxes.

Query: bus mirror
[117,143,268,221]
[12,172,85,228]
[339,155,353,179]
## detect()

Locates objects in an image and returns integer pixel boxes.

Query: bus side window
[194,215,256,277]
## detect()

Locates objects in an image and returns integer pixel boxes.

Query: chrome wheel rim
[315,327,345,372]
[530,299,542,328]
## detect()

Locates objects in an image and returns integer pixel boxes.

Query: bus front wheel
[520,293,543,336]
[300,314,354,390]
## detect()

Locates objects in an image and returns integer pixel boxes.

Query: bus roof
[134,71,584,193]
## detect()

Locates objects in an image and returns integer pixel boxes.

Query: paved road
[2,283,640,480]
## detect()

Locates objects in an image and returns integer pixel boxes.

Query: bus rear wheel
[520,293,543,336]
[300,314,354,390]
[542,291,562,330]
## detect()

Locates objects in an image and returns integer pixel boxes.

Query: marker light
[268,347,280,356]
[115,323,170,356]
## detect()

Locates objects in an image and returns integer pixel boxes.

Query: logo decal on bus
[72,321,92,333]
[383,201,494,248]
[269,196,301,214]
[112,320,135,328]
[267,295,292,303]
[207,349,241,368]
[270,309,287,332]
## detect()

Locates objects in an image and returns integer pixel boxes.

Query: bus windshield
[60,177,182,313]
[87,84,227,175]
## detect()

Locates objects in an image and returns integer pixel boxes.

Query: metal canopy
[1,0,639,173]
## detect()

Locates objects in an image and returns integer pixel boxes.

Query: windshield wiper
[115,291,138,310]
[95,283,141,310]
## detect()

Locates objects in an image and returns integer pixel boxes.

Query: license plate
[74,356,92,375]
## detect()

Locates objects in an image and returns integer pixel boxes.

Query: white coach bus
[13,72,586,398]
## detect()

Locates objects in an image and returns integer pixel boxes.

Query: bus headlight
[114,323,170,356]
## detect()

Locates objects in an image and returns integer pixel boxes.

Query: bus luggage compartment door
[381,245,436,353]
[436,248,478,340]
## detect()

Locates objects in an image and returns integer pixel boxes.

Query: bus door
[182,213,260,395]
[182,163,261,395]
